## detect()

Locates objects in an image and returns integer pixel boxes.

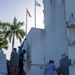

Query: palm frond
[1,17,26,50]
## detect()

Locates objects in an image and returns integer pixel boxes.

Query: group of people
[7,48,26,75]
[6,37,63,75]
[7,48,63,75]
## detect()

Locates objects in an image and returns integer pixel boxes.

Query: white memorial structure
[22,0,75,75]
[0,48,7,75]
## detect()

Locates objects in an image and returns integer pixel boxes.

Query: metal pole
[34,0,36,28]
[26,8,28,35]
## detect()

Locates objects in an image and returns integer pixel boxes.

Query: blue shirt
[18,48,22,55]
[45,63,57,75]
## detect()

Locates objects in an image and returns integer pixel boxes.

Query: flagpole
[26,8,28,35]
[34,0,36,28]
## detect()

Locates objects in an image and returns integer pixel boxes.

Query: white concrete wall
[22,0,75,75]
[26,28,45,64]
[65,1,75,62]
[0,52,7,75]
[68,45,75,59]
[67,27,75,41]
[31,65,44,75]
[69,65,75,75]
[43,0,67,67]
[43,0,75,75]
[23,28,45,75]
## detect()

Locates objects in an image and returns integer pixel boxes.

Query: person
[9,48,19,75]
[19,49,26,75]
[18,46,22,55]
[7,60,10,75]
[44,60,62,75]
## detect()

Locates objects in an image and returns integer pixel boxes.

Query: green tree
[4,17,26,50]
[0,37,8,50]
[0,22,8,50]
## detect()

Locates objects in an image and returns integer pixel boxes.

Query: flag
[36,1,41,7]
[27,10,31,17]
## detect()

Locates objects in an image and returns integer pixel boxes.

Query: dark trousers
[19,67,23,75]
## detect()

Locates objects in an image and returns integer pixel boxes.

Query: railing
[66,13,75,27]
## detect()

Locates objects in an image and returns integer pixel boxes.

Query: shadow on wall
[58,56,71,75]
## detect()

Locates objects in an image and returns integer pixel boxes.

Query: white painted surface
[23,28,45,75]
[26,28,45,64]
[22,0,75,75]
[0,51,7,75]
[69,65,75,75]
[65,0,75,75]
[44,0,67,67]
[67,27,75,41]
[68,45,75,59]
[71,59,75,65]
[31,65,44,75]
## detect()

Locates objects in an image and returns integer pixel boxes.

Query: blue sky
[0,0,44,59]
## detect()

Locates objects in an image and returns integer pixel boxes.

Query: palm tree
[4,17,26,50]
